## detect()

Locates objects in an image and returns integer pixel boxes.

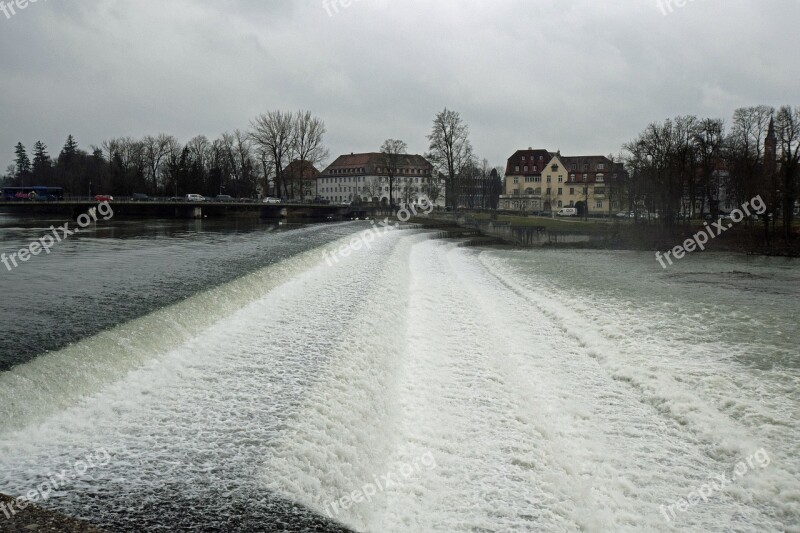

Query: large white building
[317,152,445,207]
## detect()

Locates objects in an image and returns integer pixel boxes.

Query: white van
[185,194,206,202]
[557,208,578,217]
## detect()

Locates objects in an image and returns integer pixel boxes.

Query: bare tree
[379,139,408,208]
[421,172,444,206]
[775,105,800,239]
[363,176,381,204]
[291,111,328,201]
[426,109,473,209]
[142,134,175,194]
[726,106,774,206]
[250,111,295,199]
[693,119,725,220]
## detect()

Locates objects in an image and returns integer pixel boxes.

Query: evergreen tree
[32,141,52,183]
[59,134,79,164]
[14,142,31,184]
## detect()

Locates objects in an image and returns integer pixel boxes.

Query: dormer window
[551,164,559,172]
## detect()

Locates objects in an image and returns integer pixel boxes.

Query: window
[598,163,605,170]
[571,164,577,170]
[595,188,606,195]
[513,177,519,184]
[557,187,563,195]
[596,201,604,209]
[515,166,520,172]
[570,187,575,195]
[583,164,589,171]
[547,176,552,183]
[525,188,533,195]
[596,174,604,182]
[583,187,588,195]
[551,164,559,172]
[583,174,588,182]
[524,166,528,172]
[558,200,563,208]
[546,187,551,195]
[521,156,526,161]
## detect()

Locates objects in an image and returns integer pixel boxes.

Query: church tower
[765,116,777,175]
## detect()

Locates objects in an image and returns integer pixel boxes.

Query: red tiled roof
[506,149,554,175]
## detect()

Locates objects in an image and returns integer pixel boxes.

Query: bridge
[0,200,382,222]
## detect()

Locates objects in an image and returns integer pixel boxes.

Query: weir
[0,200,386,222]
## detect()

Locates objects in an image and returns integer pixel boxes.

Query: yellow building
[500,149,621,215]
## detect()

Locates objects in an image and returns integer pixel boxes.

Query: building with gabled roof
[500,148,625,215]
[317,152,443,206]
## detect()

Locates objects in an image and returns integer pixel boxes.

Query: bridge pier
[175,206,203,219]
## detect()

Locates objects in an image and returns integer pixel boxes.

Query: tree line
[2,107,505,208]
[620,105,799,241]
[3,110,330,200]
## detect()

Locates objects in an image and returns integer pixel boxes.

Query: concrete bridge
[0,200,381,222]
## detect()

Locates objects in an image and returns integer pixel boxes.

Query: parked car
[557,208,578,217]
[168,196,183,202]
[185,194,206,202]
[262,197,281,204]
[132,193,150,201]
[95,195,114,202]
[215,195,233,202]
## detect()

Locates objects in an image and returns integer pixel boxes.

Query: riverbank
[413,214,800,257]
[0,493,104,532]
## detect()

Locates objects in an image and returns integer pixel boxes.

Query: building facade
[317,152,444,206]
[499,149,623,215]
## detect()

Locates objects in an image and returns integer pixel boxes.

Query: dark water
[0,214,361,372]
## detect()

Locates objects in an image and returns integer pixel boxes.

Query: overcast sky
[1,0,798,171]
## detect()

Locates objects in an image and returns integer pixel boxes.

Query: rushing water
[0,215,798,532]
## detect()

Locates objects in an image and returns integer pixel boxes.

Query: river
[0,215,798,531]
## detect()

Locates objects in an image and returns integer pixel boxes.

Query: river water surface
[0,215,798,532]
